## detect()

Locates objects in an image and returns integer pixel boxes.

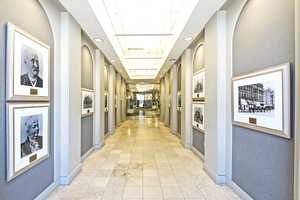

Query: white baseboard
[81,147,95,161]
[203,163,226,184]
[34,180,59,200]
[60,163,82,185]
[191,147,204,161]
[228,180,254,200]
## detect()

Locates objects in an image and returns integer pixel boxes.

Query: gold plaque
[30,89,38,95]
[29,154,37,162]
[249,118,257,125]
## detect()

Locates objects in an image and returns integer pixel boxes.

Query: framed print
[115,95,118,108]
[232,63,291,139]
[104,91,108,112]
[81,88,95,117]
[6,23,50,101]
[192,102,205,132]
[7,103,50,181]
[193,69,205,100]
[177,91,182,111]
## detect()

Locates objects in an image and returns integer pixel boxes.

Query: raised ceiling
[88,0,199,80]
[59,0,227,82]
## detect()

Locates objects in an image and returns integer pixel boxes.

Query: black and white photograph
[193,70,205,100]
[82,89,95,116]
[177,91,181,111]
[233,63,291,138]
[6,23,50,101]
[7,103,50,181]
[20,45,44,88]
[21,114,43,158]
[192,102,205,131]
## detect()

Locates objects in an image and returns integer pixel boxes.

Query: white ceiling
[58,0,227,82]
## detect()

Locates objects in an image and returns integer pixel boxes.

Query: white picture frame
[81,88,95,117]
[193,69,205,101]
[6,23,50,101]
[7,103,50,181]
[232,63,291,139]
[192,102,205,132]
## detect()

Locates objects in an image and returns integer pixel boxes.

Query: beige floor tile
[47,118,239,200]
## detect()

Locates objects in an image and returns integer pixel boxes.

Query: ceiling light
[169,58,176,62]
[111,60,115,63]
[94,38,104,42]
[184,36,193,41]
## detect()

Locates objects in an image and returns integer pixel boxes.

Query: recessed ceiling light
[94,38,104,42]
[184,36,193,41]
[169,58,176,62]
[111,60,115,63]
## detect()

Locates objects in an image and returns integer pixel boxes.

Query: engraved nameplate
[30,89,38,95]
[30,154,37,162]
[249,118,257,125]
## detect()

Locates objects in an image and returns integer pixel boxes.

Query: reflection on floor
[48,117,240,200]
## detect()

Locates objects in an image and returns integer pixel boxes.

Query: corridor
[48,118,240,200]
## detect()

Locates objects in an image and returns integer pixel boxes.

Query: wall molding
[228,181,254,200]
[203,163,226,184]
[34,181,59,200]
[81,147,95,161]
[60,163,82,185]
[191,146,204,161]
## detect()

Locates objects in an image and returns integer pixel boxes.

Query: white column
[59,12,82,185]
[108,65,116,134]
[181,49,193,148]
[170,64,178,134]
[94,50,105,148]
[160,78,165,122]
[164,73,170,126]
[204,11,227,184]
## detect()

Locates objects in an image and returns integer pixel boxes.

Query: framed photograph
[7,103,50,181]
[232,63,291,139]
[115,95,118,108]
[193,69,205,100]
[192,102,205,132]
[6,23,50,101]
[81,88,95,117]
[177,91,182,111]
[104,91,108,112]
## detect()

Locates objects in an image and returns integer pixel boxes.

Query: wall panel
[232,0,294,199]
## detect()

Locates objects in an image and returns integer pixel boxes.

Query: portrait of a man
[21,115,43,158]
[20,45,43,88]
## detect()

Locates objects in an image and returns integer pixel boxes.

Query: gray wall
[0,0,54,199]
[81,32,95,156]
[232,0,295,199]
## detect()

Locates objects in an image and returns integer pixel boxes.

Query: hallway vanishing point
[48,117,240,200]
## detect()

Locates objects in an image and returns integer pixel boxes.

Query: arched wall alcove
[232,0,295,199]
[81,34,96,157]
[0,0,55,199]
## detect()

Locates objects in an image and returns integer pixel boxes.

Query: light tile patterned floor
[48,117,240,200]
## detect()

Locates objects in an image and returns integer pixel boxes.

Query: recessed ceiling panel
[89,0,199,80]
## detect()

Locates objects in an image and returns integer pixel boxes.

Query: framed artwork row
[81,88,95,117]
[232,63,291,139]
[5,23,51,181]
[192,102,205,132]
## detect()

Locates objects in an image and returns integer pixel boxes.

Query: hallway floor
[48,118,240,200]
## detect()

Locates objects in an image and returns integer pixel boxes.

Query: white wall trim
[294,0,300,198]
[223,0,248,185]
[34,181,59,200]
[203,163,226,184]
[191,147,204,161]
[81,147,95,161]
[228,181,254,200]
[59,163,82,185]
